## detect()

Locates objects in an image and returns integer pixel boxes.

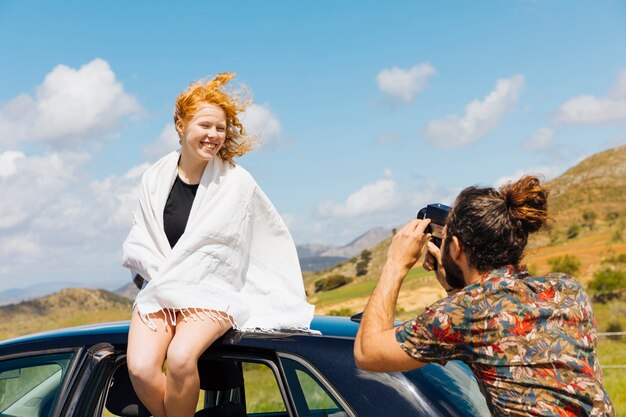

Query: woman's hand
[386,219,432,272]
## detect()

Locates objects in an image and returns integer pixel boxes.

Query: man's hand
[354,218,431,372]
[387,219,432,272]
[423,241,451,292]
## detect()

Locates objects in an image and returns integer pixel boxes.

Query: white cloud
[0,151,25,178]
[89,164,145,230]
[494,165,562,188]
[297,176,457,245]
[317,171,400,218]
[240,103,286,147]
[0,58,143,149]
[377,63,436,103]
[424,74,525,148]
[522,127,554,151]
[2,235,40,256]
[0,149,145,287]
[0,151,89,230]
[143,123,179,162]
[554,69,626,125]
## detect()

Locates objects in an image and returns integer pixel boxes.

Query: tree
[356,260,368,276]
[356,249,372,276]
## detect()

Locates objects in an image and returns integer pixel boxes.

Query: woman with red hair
[122,73,313,417]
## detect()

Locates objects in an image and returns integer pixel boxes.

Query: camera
[416,203,451,248]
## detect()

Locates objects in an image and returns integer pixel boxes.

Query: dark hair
[446,175,549,272]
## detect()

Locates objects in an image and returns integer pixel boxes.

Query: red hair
[174,73,254,163]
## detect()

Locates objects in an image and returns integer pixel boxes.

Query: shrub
[603,253,626,265]
[327,307,355,317]
[361,249,372,262]
[547,254,581,276]
[582,210,597,222]
[314,274,353,293]
[606,321,623,340]
[588,267,626,295]
[566,224,580,239]
[606,211,619,222]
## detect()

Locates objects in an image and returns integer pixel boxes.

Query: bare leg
[127,310,174,417]
[164,312,232,417]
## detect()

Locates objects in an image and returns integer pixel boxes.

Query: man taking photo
[354,175,615,416]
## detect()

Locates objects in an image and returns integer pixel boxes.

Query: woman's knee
[127,351,164,384]
[166,343,198,379]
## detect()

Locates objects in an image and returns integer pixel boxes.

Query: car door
[61,343,116,417]
[0,348,79,417]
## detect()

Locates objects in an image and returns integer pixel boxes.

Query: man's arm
[354,219,431,372]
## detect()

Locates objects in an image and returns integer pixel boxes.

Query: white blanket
[122,151,314,331]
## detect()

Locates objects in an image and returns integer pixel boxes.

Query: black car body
[0,316,490,417]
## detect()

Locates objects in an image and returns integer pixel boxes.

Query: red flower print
[555,403,583,417]
[537,286,555,301]
[509,314,537,337]
[432,323,464,344]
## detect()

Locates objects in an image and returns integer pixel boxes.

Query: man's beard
[442,236,466,290]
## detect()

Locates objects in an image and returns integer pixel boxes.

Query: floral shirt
[396,265,615,417]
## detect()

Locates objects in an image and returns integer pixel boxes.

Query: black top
[163,175,199,248]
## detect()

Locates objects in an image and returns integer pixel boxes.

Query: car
[0,315,490,417]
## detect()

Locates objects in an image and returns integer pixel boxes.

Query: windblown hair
[174,73,254,163]
[446,175,549,272]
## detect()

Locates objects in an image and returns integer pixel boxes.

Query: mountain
[547,145,626,226]
[528,145,626,248]
[296,243,337,258]
[296,227,393,272]
[0,288,133,340]
[115,282,141,300]
[0,279,129,306]
[320,227,393,257]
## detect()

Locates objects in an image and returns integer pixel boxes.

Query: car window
[280,357,349,417]
[102,358,290,417]
[402,361,491,417]
[242,362,287,414]
[0,352,74,417]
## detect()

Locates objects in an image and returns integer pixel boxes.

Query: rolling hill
[0,288,133,340]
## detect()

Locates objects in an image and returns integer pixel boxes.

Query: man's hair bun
[499,175,549,233]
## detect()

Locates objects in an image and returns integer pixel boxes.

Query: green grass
[313,267,434,308]
[593,298,626,415]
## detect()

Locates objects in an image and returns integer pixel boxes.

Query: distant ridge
[321,227,392,257]
[0,279,128,306]
[297,227,392,272]
[0,288,132,340]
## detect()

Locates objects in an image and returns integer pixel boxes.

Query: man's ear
[450,236,463,260]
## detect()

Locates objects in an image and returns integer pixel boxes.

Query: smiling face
[176,103,227,163]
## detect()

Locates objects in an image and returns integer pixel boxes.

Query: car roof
[0,315,360,350]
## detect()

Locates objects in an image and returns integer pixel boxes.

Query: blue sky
[1,0,625,291]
